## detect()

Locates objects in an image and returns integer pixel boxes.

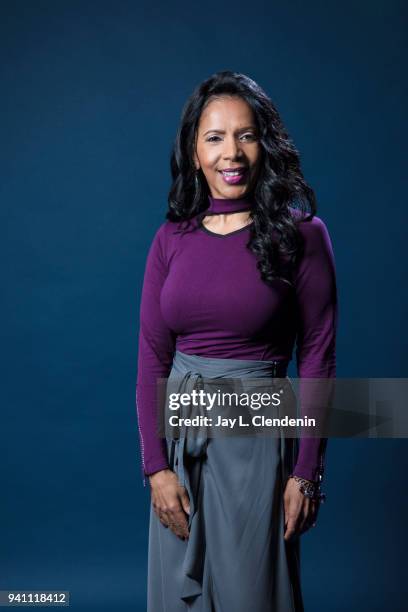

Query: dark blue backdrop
[1,1,407,610]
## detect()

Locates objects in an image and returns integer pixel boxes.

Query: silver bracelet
[289,474,327,504]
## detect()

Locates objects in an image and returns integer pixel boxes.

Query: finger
[155,509,169,529]
[152,501,165,524]
[300,520,316,535]
[171,509,190,539]
[164,506,189,540]
[283,491,291,525]
[294,498,307,529]
[284,517,298,542]
[308,500,319,525]
[283,493,295,529]
[167,517,188,540]
[300,503,319,534]
[310,504,318,527]
[153,501,181,534]
[179,488,191,516]
[284,495,302,536]
[159,512,169,529]
[299,520,312,535]
[297,514,308,535]
[310,501,319,529]
[297,501,311,534]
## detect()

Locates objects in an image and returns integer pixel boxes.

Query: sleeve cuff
[291,462,323,483]
[144,459,170,477]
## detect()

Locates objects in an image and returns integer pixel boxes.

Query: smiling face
[193,95,262,199]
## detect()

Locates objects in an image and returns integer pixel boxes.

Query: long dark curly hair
[166,70,317,286]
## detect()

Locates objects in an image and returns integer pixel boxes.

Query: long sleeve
[292,215,338,482]
[135,224,176,484]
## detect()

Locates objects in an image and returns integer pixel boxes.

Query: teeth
[222,170,243,176]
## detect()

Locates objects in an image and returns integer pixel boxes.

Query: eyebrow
[202,126,256,136]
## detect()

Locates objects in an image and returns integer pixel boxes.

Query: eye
[205,133,257,143]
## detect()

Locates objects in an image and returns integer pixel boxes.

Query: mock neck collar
[206,193,255,215]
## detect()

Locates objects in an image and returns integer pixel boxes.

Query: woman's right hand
[149,469,190,541]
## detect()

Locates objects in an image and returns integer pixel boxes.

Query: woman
[136,71,338,611]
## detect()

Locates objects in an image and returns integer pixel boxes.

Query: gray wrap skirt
[147,350,304,612]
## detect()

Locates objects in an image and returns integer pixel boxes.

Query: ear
[193,151,200,171]
[192,133,200,170]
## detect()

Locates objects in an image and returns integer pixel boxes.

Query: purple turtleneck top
[136,194,338,483]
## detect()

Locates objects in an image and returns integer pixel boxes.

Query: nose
[222,136,244,161]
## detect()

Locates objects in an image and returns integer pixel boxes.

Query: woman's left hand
[283,477,320,541]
